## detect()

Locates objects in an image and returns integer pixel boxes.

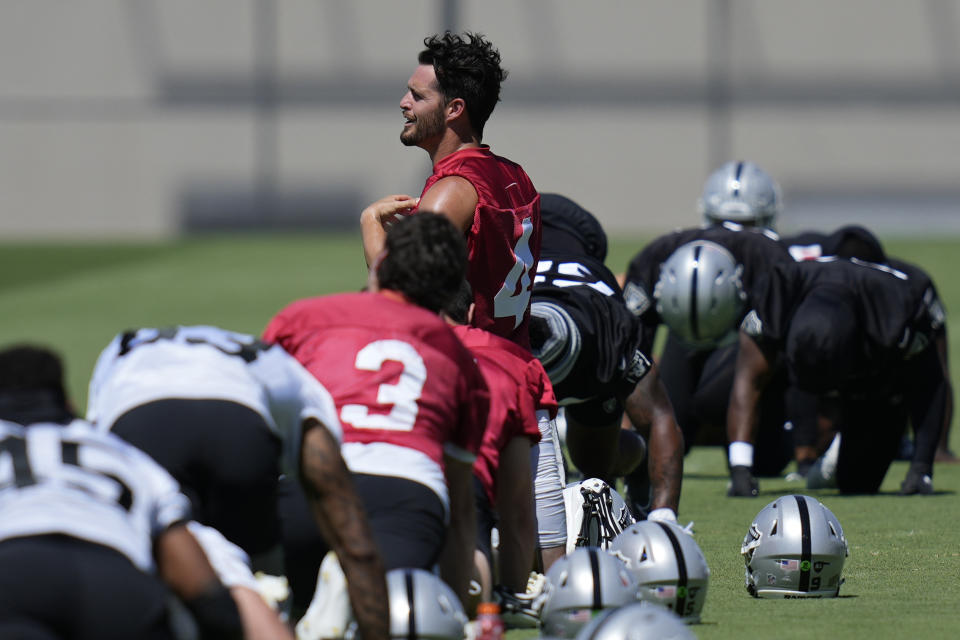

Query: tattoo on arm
[299,420,389,640]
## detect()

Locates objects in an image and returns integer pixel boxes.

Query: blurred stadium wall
[1,0,958,239]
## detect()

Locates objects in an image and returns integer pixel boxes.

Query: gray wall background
[1,0,958,239]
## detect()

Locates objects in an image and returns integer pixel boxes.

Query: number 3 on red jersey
[494,218,535,328]
[339,339,427,431]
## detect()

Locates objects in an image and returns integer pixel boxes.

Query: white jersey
[86,325,343,475]
[0,419,191,572]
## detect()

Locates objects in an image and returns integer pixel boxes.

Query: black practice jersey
[886,258,947,338]
[532,253,652,405]
[622,223,794,352]
[744,257,938,376]
[782,227,946,339]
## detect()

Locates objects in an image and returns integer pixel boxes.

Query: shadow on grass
[683,472,730,480]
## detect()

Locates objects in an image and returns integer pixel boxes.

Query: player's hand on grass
[899,463,934,495]
[728,465,759,497]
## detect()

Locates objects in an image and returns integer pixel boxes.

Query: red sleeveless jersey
[420,146,541,350]
[453,324,557,505]
[264,292,489,469]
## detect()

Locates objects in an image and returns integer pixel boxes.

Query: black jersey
[886,258,947,338]
[782,226,946,339]
[622,223,793,352]
[745,258,937,381]
[532,253,651,405]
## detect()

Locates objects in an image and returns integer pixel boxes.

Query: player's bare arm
[438,452,477,612]
[299,419,389,640]
[155,524,244,639]
[418,175,479,233]
[934,334,957,461]
[230,586,295,640]
[624,367,683,514]
[156,523,225,600]
[360,194,419,266]
[727,332,774,446]
[494,436,537,593]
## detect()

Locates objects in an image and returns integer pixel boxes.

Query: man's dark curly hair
[377,212,468,313]
[441,279,474,325]
[418,31,507,139]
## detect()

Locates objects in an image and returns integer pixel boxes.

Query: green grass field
[2,232,958,639]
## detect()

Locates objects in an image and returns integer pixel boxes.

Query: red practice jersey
[453,324,557,505]
[264,292,489,505]
[420,146,541,349]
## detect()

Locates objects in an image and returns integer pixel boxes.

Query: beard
[400,106,445,147]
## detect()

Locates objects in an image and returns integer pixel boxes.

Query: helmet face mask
[741,494,849,598]
[699,160,781,229]
[562,478,636,554]
[609,521,710,623]
[541,547,640,637]
[654,240,746,348]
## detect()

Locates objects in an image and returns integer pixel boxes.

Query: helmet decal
[654,521,689,615]
[795,495,813,592]
[403,570,418,640]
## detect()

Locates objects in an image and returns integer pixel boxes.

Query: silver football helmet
[654,240,746,348]
[699,160,782,229]
[562,478,636,554]
[385,568,467,639]
[541,547,640,637]
[573,602,696,640]
[741,494,849,598]
[609,521,710,623]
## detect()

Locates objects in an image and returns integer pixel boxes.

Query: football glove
[899,463,934,495]
[647,508,696,536]
[185,521,259,592]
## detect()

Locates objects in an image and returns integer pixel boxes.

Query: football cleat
[493,572,549,628]
[727,465,759,497]
[296,552,352,640]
